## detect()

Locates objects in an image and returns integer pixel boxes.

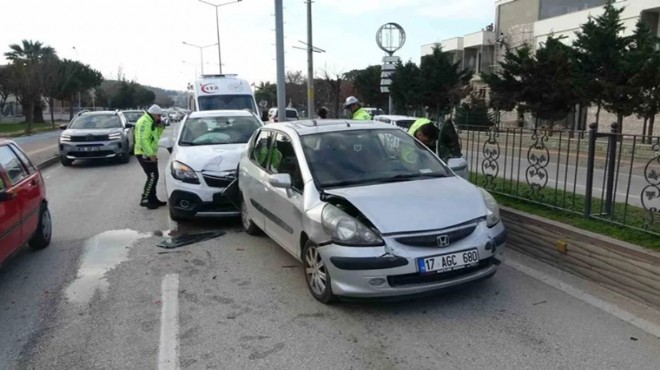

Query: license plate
[418,249,479,274]
[79,147,99,152]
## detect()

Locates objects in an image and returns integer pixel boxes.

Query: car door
[0,145,32,262]
[261,132,305,255]
[10,144,42,240]
[241,129,276,232]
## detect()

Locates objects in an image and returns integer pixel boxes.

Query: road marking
[505,258,660,339]
[158,274,180,370]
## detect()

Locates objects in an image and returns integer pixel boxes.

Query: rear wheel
[29,204,52,250]
[241,197,261,235]
[60,156,72,166]
[302,240,336,304]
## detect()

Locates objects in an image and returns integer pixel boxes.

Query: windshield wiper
[380,173,447,183]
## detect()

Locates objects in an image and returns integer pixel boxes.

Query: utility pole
[275,0,286,123]
[198,0,242,74]
[306,0,314,118]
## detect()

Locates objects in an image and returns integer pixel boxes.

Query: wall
[497,0,540,35]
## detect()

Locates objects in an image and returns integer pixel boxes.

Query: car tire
[302,240,337,304]
[169,206,189,222]
[60,157,73,166]
[118,151,130,164]
[241,196,261,235]
[29,204,52,250]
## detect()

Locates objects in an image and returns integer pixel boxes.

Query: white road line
[505,258,660,339]
[158,274,180,370]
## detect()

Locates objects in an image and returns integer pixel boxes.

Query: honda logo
[436,235,449,247]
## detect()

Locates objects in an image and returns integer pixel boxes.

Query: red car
[0,140,51,264]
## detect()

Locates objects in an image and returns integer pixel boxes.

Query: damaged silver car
[238,120,506,303]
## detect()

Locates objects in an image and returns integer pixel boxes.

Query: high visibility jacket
[134,113,164,157]
[256,145,282,170]
[352,107,372,120]
[408,118,432,136]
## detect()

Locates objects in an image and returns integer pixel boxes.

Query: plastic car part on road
[156,231,226,249]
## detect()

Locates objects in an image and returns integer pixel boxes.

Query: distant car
[58,111,135,166]
[0,140,51,265]
[374,115,418,130]
[238,119,505,303]
[268,107,299,123]
[158,109,264,221]
[363,107,385,118]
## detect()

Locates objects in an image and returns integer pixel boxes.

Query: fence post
[604,122,618,216]
[584,122,598,217]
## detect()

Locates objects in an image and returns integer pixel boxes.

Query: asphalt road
[1,129,660,369]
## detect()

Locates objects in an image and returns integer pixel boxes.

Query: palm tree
[4,39,56,64]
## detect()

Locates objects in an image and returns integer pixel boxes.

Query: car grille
[203,174,236,188]
[387,258,493,287]
[394,224,477,247]
[70,135,109,142]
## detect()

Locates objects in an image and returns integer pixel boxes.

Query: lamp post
[182,41,218,75]
[72,46,82,111]
[198,0,242,74]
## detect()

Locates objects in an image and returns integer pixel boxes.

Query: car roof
[374,115,418,121]
[0,139,13,146]
[121,110,143,113]
[79,111,120,116]
[188,110,256,118]
[266,119,400,136]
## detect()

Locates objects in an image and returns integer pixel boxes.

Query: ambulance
[193,74,258,114]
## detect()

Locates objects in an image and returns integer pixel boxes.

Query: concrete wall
[497,0,540,35]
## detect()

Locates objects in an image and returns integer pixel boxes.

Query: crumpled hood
[324,177,487,234]
[174,143,246,174]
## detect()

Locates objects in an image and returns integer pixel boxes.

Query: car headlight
[60,134,71,142]
[479,188,501,227]
[321,204,384,246]
[171,161,200,184]
[109,133,122,140]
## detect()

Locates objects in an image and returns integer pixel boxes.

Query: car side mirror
[125,122,135,128]
[158,137,173,149]
[447,157,468,179]
[0,189,16,202]
[269,173,292,189]
[59,124,68,130]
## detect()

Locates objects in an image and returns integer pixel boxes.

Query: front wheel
[29,204,52,250]
[60,156,72,166]
[241,197,261,235]
[302,240,336,304]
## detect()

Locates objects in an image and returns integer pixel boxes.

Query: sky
[1,0,495,92]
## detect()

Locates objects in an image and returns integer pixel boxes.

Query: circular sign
[376,23,406,55]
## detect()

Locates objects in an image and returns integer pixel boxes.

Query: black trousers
[136,155,159,202]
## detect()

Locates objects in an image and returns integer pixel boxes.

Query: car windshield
[301,129,451,188]
[123,112,142,123]
[69,115,122,129]
[395,119,416,129]
[197,95,256,112]
[179,115,261,146]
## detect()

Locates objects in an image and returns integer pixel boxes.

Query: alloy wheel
[305,245,327,296]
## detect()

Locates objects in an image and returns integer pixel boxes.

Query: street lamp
[198,0,242,74]
[182,41,218,75]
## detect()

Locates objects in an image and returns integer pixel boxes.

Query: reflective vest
[408,118,432,136]
[352,107,371,120]
[134,113,164,157]
[257,145,282,169]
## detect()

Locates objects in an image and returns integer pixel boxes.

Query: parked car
[238,119,505,303]
[159,109,264,221]
[268,107,299,122]
[374,115,418,130]
[58,111,135,166]
[363,107,385,118]
[0,140,51,265]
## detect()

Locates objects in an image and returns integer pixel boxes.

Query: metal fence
[458,123,660,237]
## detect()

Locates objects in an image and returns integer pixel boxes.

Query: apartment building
[421,0,660,132]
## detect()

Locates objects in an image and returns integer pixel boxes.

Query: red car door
[0,145,30,263]
[10,144,42,240]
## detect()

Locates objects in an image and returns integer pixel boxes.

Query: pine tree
[629,21,660,142]
[389,60,422,116]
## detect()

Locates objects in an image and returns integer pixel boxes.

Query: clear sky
[1,0,495,91]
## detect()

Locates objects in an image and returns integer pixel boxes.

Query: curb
[37,155,60,170]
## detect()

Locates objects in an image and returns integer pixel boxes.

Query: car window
[0,145,29,186]
[300,129,450,188]
[179,116,261,146]
[249,130,276,169]
[9,144,36,175]
[269,133,303,191]
[123,112,143,123]
[396,120,416,129]
[197,95,256,112]
[70,115,122,129]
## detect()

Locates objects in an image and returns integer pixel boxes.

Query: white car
[158,109,264,221]
[373,115,418,131]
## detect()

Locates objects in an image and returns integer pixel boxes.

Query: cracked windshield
[1,0,659,369]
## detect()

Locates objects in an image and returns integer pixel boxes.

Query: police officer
[317,106,329,119]
[408,118,439,152]
[134,104,166,209]
[343,96,371,120]
[408,118,461,162]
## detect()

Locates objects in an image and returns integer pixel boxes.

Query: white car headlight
[171,161,200,184]
[321,204,384,246]
[479,188,501,227]
[109,133,122,140]
[60,134,71,142]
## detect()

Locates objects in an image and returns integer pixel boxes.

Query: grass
[0,122,62,137]
[469,172,660,251]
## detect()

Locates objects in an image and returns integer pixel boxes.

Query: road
[1,128,660,369]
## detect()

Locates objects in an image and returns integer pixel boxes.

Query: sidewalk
[11,131,61,169]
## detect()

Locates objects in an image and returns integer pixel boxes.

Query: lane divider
[158,274,180,370]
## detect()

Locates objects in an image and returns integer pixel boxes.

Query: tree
[630,21,660,143]
[254,81,277,108]
[481,45,532,114]
[0,66,10,113]
[573,0,634,130]
[345,65,388,109]
[455,94,494,129]
[419,45,472,120]
[389,60,422,115]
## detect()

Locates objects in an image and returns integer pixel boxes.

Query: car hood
[174,143,246,174]
[323,177,487,234]
[64,128,124,136]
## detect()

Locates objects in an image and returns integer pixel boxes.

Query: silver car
[59,111,134,166]
[238,119,506,303]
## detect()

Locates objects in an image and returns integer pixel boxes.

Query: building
[421,0,660,133]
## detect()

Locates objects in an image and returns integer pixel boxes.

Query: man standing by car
[408,118,461,161]
[343,96,371,120]
[134,104,166,209]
